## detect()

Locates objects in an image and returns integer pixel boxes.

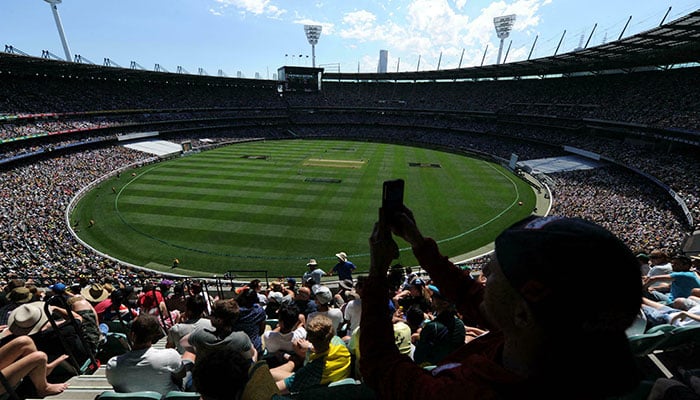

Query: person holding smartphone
[360,192,642,399]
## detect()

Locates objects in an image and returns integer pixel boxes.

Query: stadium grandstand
[0,6,699,400]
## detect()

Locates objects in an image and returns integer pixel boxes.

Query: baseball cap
[49,282,67,293]
[313,285,333,305]
[495,216,641,332]
[427,284,446,300]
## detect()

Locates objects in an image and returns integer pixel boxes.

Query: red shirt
[360,238,526,399]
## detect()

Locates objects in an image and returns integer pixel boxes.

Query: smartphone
[382,179,405,212]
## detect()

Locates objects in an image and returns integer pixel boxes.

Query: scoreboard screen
[277,66,323,92]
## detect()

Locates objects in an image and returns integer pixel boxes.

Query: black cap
[495,216,642,333]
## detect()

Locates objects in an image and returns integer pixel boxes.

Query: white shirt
[167,317,213,354]
[106,347,182,395]
[308,308,344,333]
[647,263,672,277]
[263,326,307,353]
[344,299,362,334]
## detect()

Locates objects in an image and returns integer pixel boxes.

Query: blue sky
[2,1,697,79]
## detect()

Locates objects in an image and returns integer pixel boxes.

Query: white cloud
[343,10,377,28]
[331,0,551,70]
[212,0,286,18]
[338,10,384,42]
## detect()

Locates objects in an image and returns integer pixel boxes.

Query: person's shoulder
[422,319,448,335]
[263,329,276,339]
[150,346,181,358]
[226,330,252,343]
[189,325,215,342]
[330,308,344,317]
[293,326,307,337]
[105,355,119,369]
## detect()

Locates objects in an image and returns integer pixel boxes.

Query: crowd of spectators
[0,60,696,314]
[0,120,695,286]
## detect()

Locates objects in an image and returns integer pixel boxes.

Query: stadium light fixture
[493,14,516,65]
[43,0,72,62]
[304,25,322,68]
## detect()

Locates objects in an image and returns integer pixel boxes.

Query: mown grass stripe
[73,139,535,275]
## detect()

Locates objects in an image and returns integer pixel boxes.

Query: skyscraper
[377,50,388,73]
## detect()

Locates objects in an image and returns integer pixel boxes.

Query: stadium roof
[323,8,700,82]
[0,48,273,87]
[1,8,699,84]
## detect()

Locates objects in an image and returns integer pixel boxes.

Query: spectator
[4,301,91,381]
[165,283,188,315]
[644,255,700,306]
[265,290,284,320]
[412,284,466,367]
[329,252,356,281]
[332,279,354,313]
[0,336,69,398]
[80,284,110,305]
[636,252,651,276]
[106,314,183,395]
[64,294,102,355]
[646,250,674,290]
[192,346,277,400]
[641,297,700,328]
[291,286,317,318]
[181,299,255,362]
[138,281,180,329]
[0,286,34,326]
[286,278,298,295]
[166,295,212,354]
[272,314,351,395]
[233,287,267,356]
[392,277,431,314]
[94,287,137,325]
[262,303,307,362]
[302,259,325,286]
[308,285,343,334]
[342,276,365,339]
[248,279,268,306]
[361,207,642,398]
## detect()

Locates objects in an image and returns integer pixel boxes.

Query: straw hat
[8,302,49,336]
[8,287,33,304]
[81,283,110,303]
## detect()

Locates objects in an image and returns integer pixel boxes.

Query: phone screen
[382,179,405,210]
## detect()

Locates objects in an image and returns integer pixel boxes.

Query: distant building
[377,50,388,73]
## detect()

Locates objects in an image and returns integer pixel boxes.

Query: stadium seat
[287,382,377,399]
[265,319,279,330]
[630,325,700,380]
[163,391,201,400]
[654,325,700,353]
[327,378,360,387]
[645,324,675,335]
[628,330,667,357]
[95,390,163,400]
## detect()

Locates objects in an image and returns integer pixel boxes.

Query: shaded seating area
[621,325,700,399]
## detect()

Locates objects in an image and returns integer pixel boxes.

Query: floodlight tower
[304,25,322,68]
[44,0,72,61]
[493,14,516,65]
